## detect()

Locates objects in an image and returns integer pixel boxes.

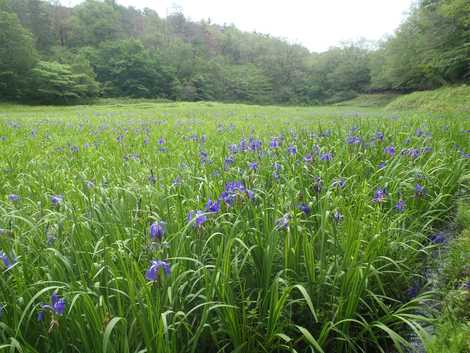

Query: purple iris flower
[220,191,235,206]
[51,195,63,206]
[225,181,246,193]
[248,161,258,171]
[346,135,361,145]
[0,252,15,269]
[158,137,165,145]
[395,199,406,212]
[372,188,387,203]
[303,154,313,163]
[404,148,420,159]
[220,181,253,206]
[332,178,346,189]
[320,152,333,161]
[287,145,297,155]
[239,139,248,152]
[406,283,420,298]
[150,221,166,240]
[429,232,446,244]
[249,138,262,152]
[384,145,395,157]
[224,156,235,169]
[298,203,311,215]
[332,210,343,223]
[415,128,424,137]
[229,144,238,154]
[148,174,157,185]
[51,292,65,315]
[375,131,384,141]
[8,194,19,202]
[415,184,425,198]
[463,280,470,290]
[270,137,280,149]
[378,162,386,170]
[188,210,207,228]
[124,153,140,162]
[200,151,209,164]
[422,146,432,154]
[145,260,171,281]
[38,292,66,320]
[205,199,221,213]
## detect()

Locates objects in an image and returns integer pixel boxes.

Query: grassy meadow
[0,101,469,353]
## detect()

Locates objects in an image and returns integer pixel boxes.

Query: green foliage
[1,0,469,104]
[0,103,469,352]
[456,200,470,229]
[335,93,401,108]
[319,46,371,100]
[372,0,470,91]
[68,0,123,47]
[385,85,470,112]
[426,319,470,353]
[0,0,57,51]
[425,205,470,353]
[90,39,174,98]
[29,61,99,103]
[0,10,37,99]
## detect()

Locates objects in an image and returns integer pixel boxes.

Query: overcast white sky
[64,0,415,52]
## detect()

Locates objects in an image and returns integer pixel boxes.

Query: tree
[1,0,469,105]
[29,61,99,103]
[0,10,37,99]
[370,0,470,91]
[1,0,56,51]
[68,0,123,47]
[90,39,175,98]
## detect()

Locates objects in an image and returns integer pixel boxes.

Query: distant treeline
[0,0,469,104]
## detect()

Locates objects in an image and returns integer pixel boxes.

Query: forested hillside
[0,0,469,104]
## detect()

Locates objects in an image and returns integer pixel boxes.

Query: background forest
[0,0,469,104]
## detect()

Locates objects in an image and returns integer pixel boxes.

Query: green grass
[425,201,470,353]
[0,102,469,353]
[385,85,470,113]
[335,93,401,108]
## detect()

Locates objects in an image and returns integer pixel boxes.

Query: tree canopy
[0,10,37,99]
[0,0,468,104]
